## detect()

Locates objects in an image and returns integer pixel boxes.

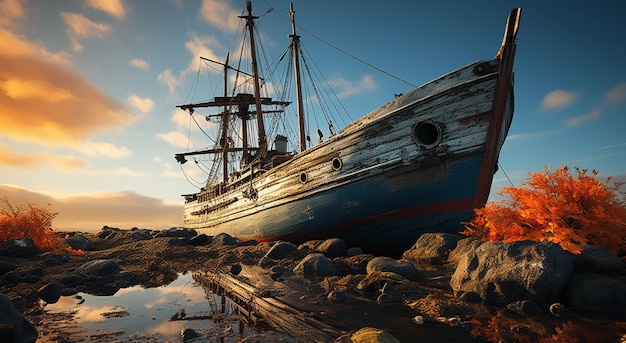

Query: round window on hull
[300,172,308,183]
[413,121,442,149]
[332,157,343,171]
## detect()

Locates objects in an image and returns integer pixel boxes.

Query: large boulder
[316,238,348,258]
[76,259,121,276]
[402,233,461,267]
[450,240,574,305]
[366,257,417,280]
[293,253,336,278]
[565,278,626,313]
[0,237,42,258]
[0,294,37,343]
[571,245,625,274]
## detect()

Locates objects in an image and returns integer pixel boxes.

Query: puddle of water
[36,272,256,342]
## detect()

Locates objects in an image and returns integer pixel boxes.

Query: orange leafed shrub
[463,166,626,255]
[0,197,82,255]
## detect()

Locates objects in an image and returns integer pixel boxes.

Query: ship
[174,2,521,254]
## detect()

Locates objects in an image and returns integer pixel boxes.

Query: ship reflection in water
[38,273,278,342]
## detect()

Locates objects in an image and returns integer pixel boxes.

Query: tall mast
[240,0,267,157]
[221,52,230,186]
[290,3,306,152]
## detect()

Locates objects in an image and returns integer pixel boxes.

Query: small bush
[463,166,626,255]
[0,197,82,255]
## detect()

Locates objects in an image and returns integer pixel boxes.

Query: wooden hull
[182,56,515,254]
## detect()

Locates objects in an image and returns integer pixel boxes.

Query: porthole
[413,121,442,149]
[332,157,343,171]
[300,172,308,184]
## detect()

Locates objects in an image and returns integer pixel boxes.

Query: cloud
[77,141,132,158]
[114,167,149,177]
[199,0,240,32]
[127,94,154,113]
[86,0,127,20]
[155,131,190,148]
[0,0,26,28]
[0,142,87,170]
[0,33,135,146]
[60,12,112,52]
[565,107,601,126]
[129,58,149,70]
[0,184,182,232]
[605,83,626,105]
[328,74,378,99]
[157,69,181,94]
[599,141,626,150]
[540,89,579,112]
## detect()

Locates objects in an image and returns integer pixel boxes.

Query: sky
[0,0,624,232]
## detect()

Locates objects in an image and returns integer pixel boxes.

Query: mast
[240,0,267,157]
[221,52,230,186]
[290,3,306,152]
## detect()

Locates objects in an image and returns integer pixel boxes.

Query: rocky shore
[1,227,625,342]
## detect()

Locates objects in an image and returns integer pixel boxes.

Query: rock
[347,247,364,257]
[298,240,324,251]
[402,233,461,267]
[269,265,286,280]
[447,238,483,266]
[566,278,626,313]
[1,270,23,285]
[38,283,62,304]
[293,253,336,278]
[316,238,348,258]
[60,275,86,287]
[64,236,91,251]
[457,291,482,303]
[167,237,190,246]
[571,245,625,274]
[0,237,42,257]
[350,327,401,343]
[0,261,18,276]
[130,229,153,241]
[265,241,298,260]
[366,257,417,280]
[40,252,69,263]
[377,293,402,304]
[450,240,574,305]
[189,234,210,246]
[77,259,121,276]
[327,290,348,303]
[209,233,239,247]
[0,294,37,343]
[155,228,193,239]
[506,300,543,315]
[181,327,200,341]
[230,264,242,275]
[412,315,425,325]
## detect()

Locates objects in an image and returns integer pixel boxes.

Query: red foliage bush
[0,197,83,255]
[463,166,626,255]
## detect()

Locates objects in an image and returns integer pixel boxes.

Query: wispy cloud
[0,142,87,170]
[127,94,154,113]
[599,141,626,150]
[129,58,149,70]
[199,0,240,32]
[155,131,190,148]
[77,141,132,158]
[565,107,601,126]
[0,0,26,28]
[329,74,378,99]
[60,12,112,52]
[86,0,127,20]
[605,83,626,105]
[540,89,579,112]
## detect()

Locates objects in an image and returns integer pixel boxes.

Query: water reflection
[38,272,254,342]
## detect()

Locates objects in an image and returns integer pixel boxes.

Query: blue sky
[0,0,624,232]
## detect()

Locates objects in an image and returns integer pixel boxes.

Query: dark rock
[566,278,626,313]
[506,300,543,315]
[60,275,86,287]
[44,258,62,266]
[572,245,625,274]
[381,283,402,297]
[189,234,210,246]
[269,265,286,280]
[1,271,23,284]
[346,247,364,257]
[209,233,239,247]
[64,236,91,251]
[181,327,200,341]
[156,228,193,239]
[77,259,121,276]
[450,240,574,306]
[316,238,348,258]
[457,291,482,303]
[327,290,348,303]
[25,267,42,276]
[167,237,190,246]
[447,238,483,266]
[377,292,402,304]
[21,274,40,284]
[298,240,324,251]
[0,294,37,343]
[293,253,336,278]
[38,283,62,304]
[403,233,461,267]
[265,241,298,260]
[0,237,42,257]
[0,261,18,276]
[40,252,69,263]
[366,257,417,280]
[130,229,153,241]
